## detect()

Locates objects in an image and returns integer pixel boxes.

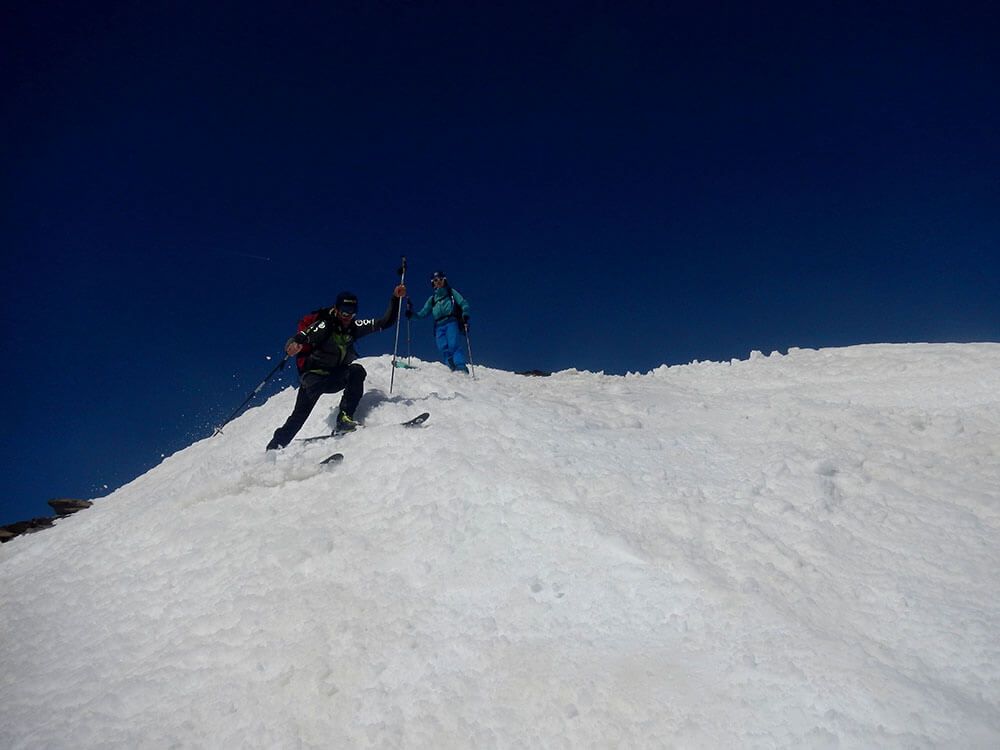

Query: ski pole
[214,354,289,435]
[389,256,407,394]
[464,323,477,380]
[406,302,412,365]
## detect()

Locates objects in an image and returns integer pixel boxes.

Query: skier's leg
[336,363,367,418]
[266,374,324,449]
[447,322,468,371]
[435,324,451,367]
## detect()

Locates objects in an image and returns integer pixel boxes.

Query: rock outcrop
[0,499,93,544]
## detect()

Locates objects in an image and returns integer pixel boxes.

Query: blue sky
[2,0,998,526]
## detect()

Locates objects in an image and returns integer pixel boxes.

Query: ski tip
[320,453,344,465]
[403,412,430,427]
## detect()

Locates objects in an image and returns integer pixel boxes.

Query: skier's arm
[413,296,434,319]
[290,318,331,348]
[451,289,469,316]
[355,285,406,337]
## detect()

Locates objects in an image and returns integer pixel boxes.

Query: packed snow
[1,344,998,748]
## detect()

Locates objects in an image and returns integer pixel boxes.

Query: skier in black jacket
[266,284,406,450]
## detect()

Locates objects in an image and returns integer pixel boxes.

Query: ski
[298,412,430,442]
[298,433,341,444]
[320,453,344,465]
[297,424,363,443]
[402,412,430,427]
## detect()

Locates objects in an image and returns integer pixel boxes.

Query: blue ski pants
[434,320,468,372]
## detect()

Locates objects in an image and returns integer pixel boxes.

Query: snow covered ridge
[1,343,998,748]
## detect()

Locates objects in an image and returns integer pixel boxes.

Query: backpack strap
[435,286,462,322]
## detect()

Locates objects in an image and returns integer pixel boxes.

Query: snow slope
[2,344,999,748]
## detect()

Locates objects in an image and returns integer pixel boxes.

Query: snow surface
[2,344,999,748]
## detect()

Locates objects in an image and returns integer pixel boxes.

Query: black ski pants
[266,363,366,449]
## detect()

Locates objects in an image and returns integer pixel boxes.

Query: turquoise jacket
[414,286,469,325]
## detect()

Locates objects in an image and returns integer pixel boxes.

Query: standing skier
[406,270,470,373]
[266,283,407,450]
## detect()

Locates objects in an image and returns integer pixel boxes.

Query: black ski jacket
[291,294,400,374]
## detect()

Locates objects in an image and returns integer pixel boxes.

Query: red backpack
[294,308,326,373]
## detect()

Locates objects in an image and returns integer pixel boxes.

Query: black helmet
[431,270,447,284]
[335,291,358,313]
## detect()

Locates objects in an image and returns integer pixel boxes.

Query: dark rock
[48,498,93,516]
[0,517,57,542]
[516,369,551,377]
[1,500,94,544]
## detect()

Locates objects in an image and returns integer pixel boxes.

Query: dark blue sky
[2,1,997,526]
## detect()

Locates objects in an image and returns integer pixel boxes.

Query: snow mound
[2,344,999,748]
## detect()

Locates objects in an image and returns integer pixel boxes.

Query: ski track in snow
[1,344,999,748]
